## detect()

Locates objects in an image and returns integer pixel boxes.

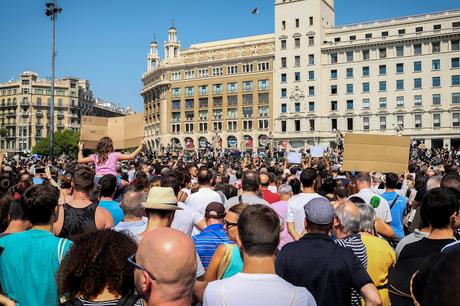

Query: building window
[309,86,315,96]
[213,84,223,94]
[213,122,223,131]
[227,83,238,93]
[185,86,194,96]
[397,115,404,128]
[258,62,269,71]
[281,20,286,30]
[453,112,460,127]
[452,40,460,51]
[432,77,441,88]
[414,78,422,89]
[346,84,353,94]
[362,50,370,60]
[379,48,387,59]
[258,79,269,90]
[396,46,404,57]
[347,118,353,131]
[362,66,370,76]
[379,65,386,75]
[172,88,181,97]
[242,64,253,73]
[346,51,353,62]
[309,16,313,26]
[198,85,209,95]
[294,38,300,48]
[379,81,387,91]
[295,72,301,81]
[281,104,287,113]
[242,81,253,91]
[432,42,441,53]
[382,31,389,37]
[281,57,287,68]
[397,96,405,107]
[171,72,181,80]
[414,44,422,55]
[212,67,223,76]
[309,119,315,131]
[346,68,353,78]
[331,69,337,79]
[398,29,406,35]
[380,116,387,130]
[258,119,269,130]
[346,100,354,110]
[414,95,422,106]
[199,123,208,132]
[363,117,370,130]
[331,101,338,111]
[308,54,315,65]
[454,22,460,28]
[415,114,422,128]
[332,118,337,131]
[334,37,341,42]
[331,85,337,95]
[363,98,370,109]
[396,80,404,90]
[414,61,422,72]
[452,58,460,69]
[363,82,370,93]
[281,73,287,83]
[281,39,287,49]
[294,56,301,66]
[281,88,287,98]
[432,59,441,71]
[453,92,460,104]
[453,75,460,86]
[434,24,441,31]
[365,33,372,39]
[308,71,315,80]
[199,69,208,78]
[227,65,238,75]
[185,70,195,79]
[433,113,441,128]
[308,102,315,112]
[308,36,314,46]
[281,120,287,132]
[415,26,423,33]
[295,18,300,28]
[331,53,338,64]
[432,94,441,105]
[379,97,387,108]
[350,35,356,41]
[295,103,301,112]
[396,63,404,73]
[295,120,301,132]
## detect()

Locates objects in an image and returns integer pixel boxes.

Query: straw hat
[142,187,183,210]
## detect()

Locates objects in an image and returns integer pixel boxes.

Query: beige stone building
[144,1,460,150]
[142,28,274,151]
[0,71,131,152]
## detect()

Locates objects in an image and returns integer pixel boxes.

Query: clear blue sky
[1,0,459,112]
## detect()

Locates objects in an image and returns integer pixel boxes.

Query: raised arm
[119,140,144,161]
[77,142,93,164]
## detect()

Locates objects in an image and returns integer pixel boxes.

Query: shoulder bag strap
[219,281,230,306]
[117,291,140,306]
[288,287,297,306]
[390,194,400,210]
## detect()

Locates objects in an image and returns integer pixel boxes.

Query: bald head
[136,228,196,305]
[260,173,270,187]
[334,201,360,234]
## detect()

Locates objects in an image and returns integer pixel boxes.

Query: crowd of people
[0,136,459,306]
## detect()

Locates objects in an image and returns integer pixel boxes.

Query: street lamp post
[45,0,62,163]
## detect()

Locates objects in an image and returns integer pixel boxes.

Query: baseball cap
[304,197,334,225]
[205,202,226,219]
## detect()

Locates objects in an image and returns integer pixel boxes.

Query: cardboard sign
[80,113,144,149]
[310,146,325,158]
[287,152,302,164]
[342,134,410,174]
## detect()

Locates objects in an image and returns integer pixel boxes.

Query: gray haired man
[271,184,294,249]
[114,188,147,237]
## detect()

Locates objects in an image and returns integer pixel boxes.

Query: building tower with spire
[164,26,180,60]
[147,39,159,73]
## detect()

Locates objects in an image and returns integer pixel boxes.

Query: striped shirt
[335,234,368,306]
[77,297,143,305]
[193,223,232,269]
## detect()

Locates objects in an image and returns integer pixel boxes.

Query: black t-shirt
[399,237,455,262]
[276,233,372,306]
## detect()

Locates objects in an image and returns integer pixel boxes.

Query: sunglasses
[127,254,156,280]
[224,219,238,229]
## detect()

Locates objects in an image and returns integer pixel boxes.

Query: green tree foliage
[32,130,80,158]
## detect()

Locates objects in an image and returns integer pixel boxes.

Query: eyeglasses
[224,219,238,229]
[127,254,156,280]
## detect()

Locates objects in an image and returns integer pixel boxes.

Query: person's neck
[334,229,350,239]
[200,184,211,189]
[89,286,120,301]
[145,217,170,232]
[302,187,315,194]
[3,220,31,234]
[242,254,275,274]
[71,191,91,203]
[428,227,455,240]
[100,196,114,201]
[31,223,53,232]
[123,215,143,222]
[386,188,396,192]
[242,191,257,196]
[279,195,290,201]
[206,219,223,227]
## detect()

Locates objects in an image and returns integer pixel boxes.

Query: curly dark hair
[57,229,138,300]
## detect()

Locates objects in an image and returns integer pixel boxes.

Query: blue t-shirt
[192,224,232,269]
[381,191,406,239]
[0,229,72,306]
[99,200,124,226]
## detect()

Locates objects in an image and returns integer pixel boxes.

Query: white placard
[287,152,302,164]
[311,146,325,158]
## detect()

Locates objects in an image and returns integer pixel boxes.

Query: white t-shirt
[171,202,204,236]
[350,188,392,223]
[286,193,324,235]
[204,273,317,306]
[185,187,223,217]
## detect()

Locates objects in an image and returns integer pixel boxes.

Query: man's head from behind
[20,184,59,225]
[424,187,460,230]
[135,228,196,305]
[304,197,335,233]
[355,172,371,190]
[242,170,260,192]
[299,168,316,189]
[197,168,212,186]
[385,172,399,190]
[333,201,360,236]
[237,204,280,257]
[72,166,94,195]
[99,174,117,199]
[121,189,146,219]
[441,174,460,192]
[205,202,226,225]
[260,173,270,187]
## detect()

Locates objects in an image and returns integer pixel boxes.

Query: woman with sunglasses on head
[205,203,249,282]
[57,229,143,306]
